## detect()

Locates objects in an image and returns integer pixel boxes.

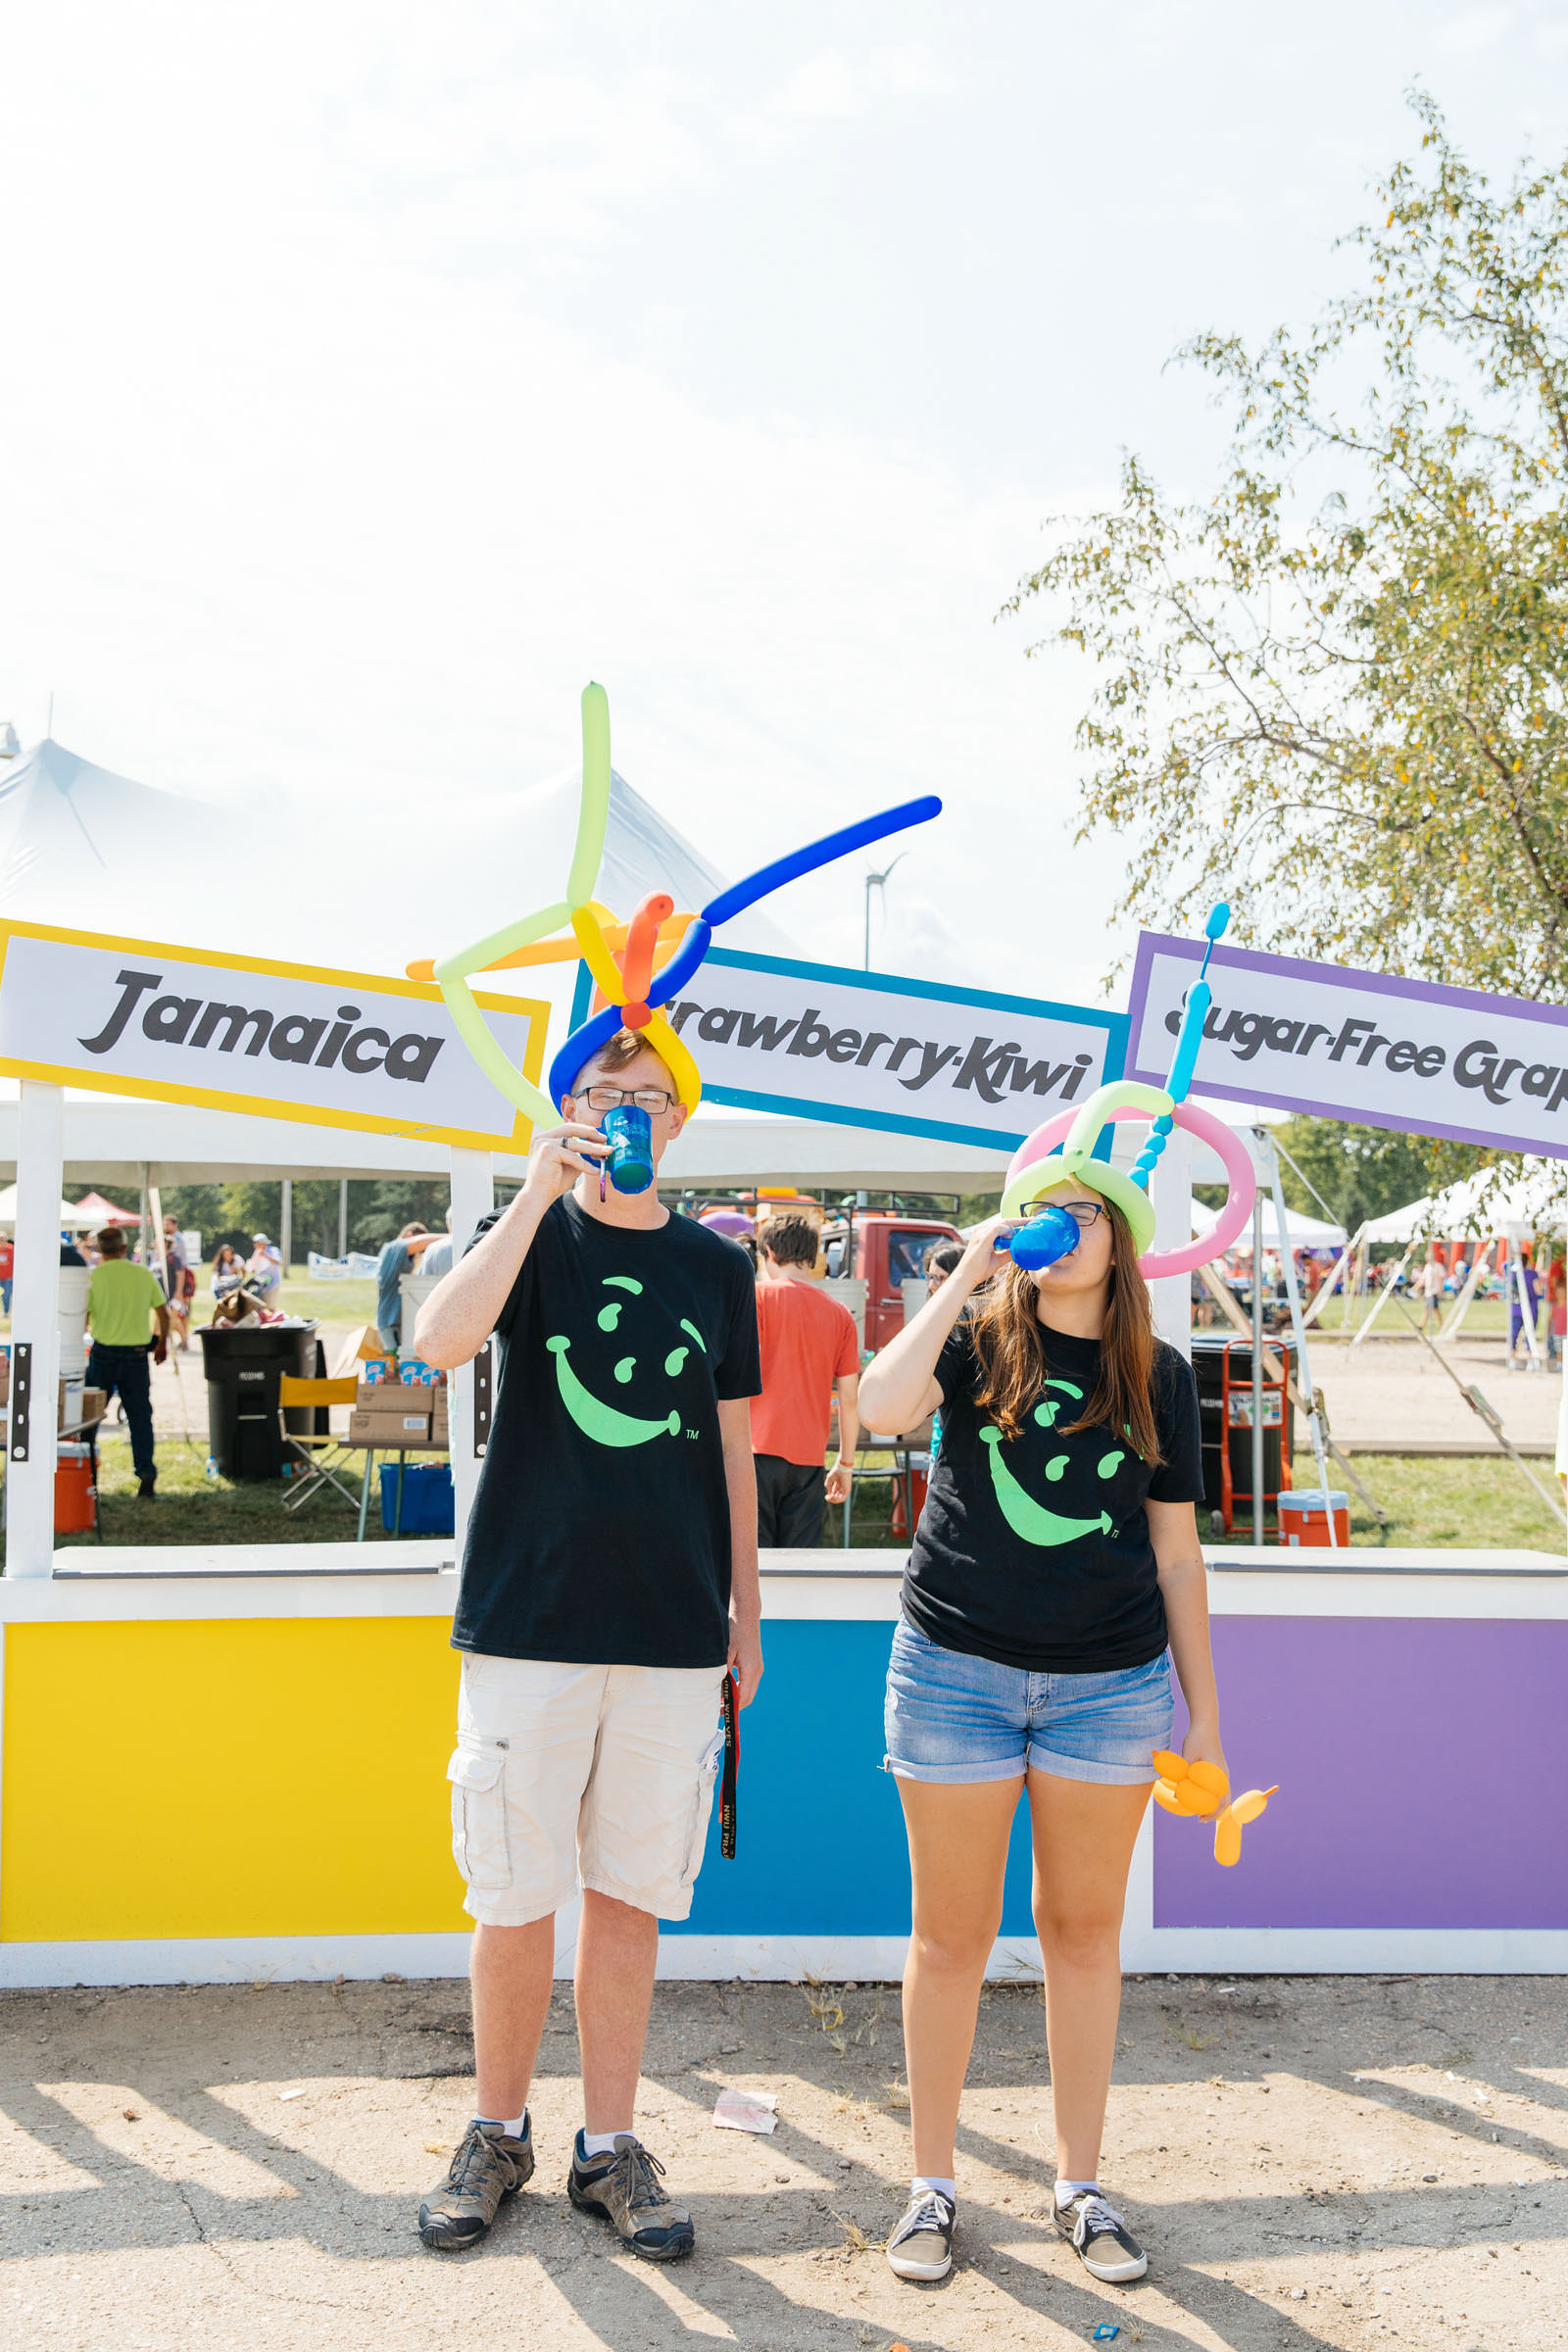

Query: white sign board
[0,921,547,1153]
[661,947,1128,1150]
[1128,932,1568,1158]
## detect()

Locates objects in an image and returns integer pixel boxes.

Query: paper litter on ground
[712,2086,779,2133]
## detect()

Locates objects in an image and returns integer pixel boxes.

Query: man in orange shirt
[752,1215,860,1547]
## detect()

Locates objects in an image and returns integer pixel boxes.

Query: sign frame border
[0,918,549,1155]
[661,944,1128,1153]
[1126,930,1568,1157]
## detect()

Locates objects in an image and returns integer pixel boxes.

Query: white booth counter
[2,1543,1564,1988]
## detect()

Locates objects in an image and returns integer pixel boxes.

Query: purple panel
[1154,1617,1568,1930]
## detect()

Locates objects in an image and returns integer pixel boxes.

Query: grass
[1297,1294,1521,1339]
[50,1423,429,1548]
[1209,1451,1564,1553]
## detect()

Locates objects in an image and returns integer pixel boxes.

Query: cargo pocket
[679,1730,725,1888]
[447,1739,511,1892]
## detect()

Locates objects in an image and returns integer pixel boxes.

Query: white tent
[0,1182,99,1232]
[1363,1167,1568,1246]
[0,736,792,986]
[1191,1196,1346,1250]
[0,738,202,925]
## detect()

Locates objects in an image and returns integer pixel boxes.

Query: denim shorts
[884,1615,1174,1788]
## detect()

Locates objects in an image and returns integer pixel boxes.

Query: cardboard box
[349,1406,432,1446]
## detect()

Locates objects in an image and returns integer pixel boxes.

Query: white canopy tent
[0,1184,99,1232]
[1193,1197,1347,1251]
[1363,1167,1568,1246]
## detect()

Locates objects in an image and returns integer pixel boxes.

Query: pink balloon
[1004,1099,1255,1280]
[1139,1102,1256,1279]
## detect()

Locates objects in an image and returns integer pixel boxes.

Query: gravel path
[3,1974,1563,2350]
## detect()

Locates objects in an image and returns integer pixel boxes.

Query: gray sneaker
[418,2117,534,2250]
[567,2132,695,2262]
[886,2185,956,2281]
[1054,2186,1148,2282]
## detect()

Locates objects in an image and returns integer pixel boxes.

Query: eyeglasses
[575,1085,678,1115]
[1019,1200,1107,1230]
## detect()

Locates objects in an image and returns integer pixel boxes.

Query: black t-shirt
[903,1319,1203,1674]
[453,1198,761,1668]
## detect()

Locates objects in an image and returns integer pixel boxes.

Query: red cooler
[1276,1488,1349,1547]
[55,1441,96,1535]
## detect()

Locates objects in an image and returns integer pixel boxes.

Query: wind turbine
[864,850,908,970]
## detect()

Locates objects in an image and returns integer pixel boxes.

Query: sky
[5,1,1568,1006]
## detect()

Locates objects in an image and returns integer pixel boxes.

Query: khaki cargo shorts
[448,1651,727,1926]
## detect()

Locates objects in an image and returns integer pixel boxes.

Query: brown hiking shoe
[418,2117,533,2250]
[567,2132,695,2261]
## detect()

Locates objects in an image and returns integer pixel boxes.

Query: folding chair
[276,1375,362,1512]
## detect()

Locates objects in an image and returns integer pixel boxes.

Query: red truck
[826,1211,964,1355]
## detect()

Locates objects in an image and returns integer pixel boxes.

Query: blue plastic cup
[603,1103,654,1195]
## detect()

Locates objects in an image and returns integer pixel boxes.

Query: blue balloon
[700,796,942,930]
[645,917,712,1010]
[548,1003,623,1112]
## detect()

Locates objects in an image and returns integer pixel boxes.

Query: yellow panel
[2,1619,467,1941]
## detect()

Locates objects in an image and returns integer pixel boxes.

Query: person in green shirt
[85,1226,171,1498]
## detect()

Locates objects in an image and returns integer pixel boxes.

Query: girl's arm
[1148,1498,1227,1780]
[858,1215,1012,1432]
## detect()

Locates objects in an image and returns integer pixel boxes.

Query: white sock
[474,2110,527,2138]
[1055,2177,1100,2208]
[580,2128,629,2158]
[912,2175,956,2206]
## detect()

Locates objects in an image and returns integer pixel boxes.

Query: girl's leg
[897,1776,1021,2179]
[1026,1769,1152,2181]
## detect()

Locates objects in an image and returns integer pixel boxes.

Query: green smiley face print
[544,1275,709,1448]
[978,1378,1129,1546]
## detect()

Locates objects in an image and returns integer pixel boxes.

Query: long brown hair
[971,1197,1163,1463]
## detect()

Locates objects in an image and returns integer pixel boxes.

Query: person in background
[212,1242,247,1298]
[418,1208,457,1283]
[248,1232,283,1308]
[752,1214,859,1547]
[1546,1246,1566,1367]
[60,1233,87,1268]
[0,1229,13,1313]
[375,1221,432,1353]
[1418,1248,1446,1333]
[163,1215,192,1351]
[922,1241,965,1463]
[1508,1243,1542,1368]
[85,1225,171,1499]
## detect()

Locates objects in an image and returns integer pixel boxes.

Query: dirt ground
[2,1974,1563,2352]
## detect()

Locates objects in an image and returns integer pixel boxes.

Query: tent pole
[280,1178,293,1280]
[1267,1137,1336,1546]
[338,1180,348,1260]
[1145,1120,1192,1360]
[1349,1238,1414,1348]
[1300,1221,1362,1330]
[1250,1179,1265,1547]
[1438,1238,1492,1342]
[8,1081,65,1576]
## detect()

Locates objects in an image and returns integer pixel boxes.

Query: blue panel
[670,1620,1040,1938]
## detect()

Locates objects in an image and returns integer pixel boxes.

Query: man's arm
[414,1115,609,1370]
[152,1300,171,1364]
[718,1394,762,1708]
[826,1370,859,1504]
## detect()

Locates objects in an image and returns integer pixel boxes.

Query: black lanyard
[719,1670,739,1861]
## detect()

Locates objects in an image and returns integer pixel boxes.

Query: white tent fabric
[1192,1196,1346,1250]
[1363,1166,1568,1245]
[0,738,794,979]
[0,1182,99,1231]
[0,739,201,925]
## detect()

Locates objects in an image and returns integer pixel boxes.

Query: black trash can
[1189,1333,1297,1518]
[199,1321,320,1480]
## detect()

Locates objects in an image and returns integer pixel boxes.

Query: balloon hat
[411,683,941,1129]
[995,903,1256,1281]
